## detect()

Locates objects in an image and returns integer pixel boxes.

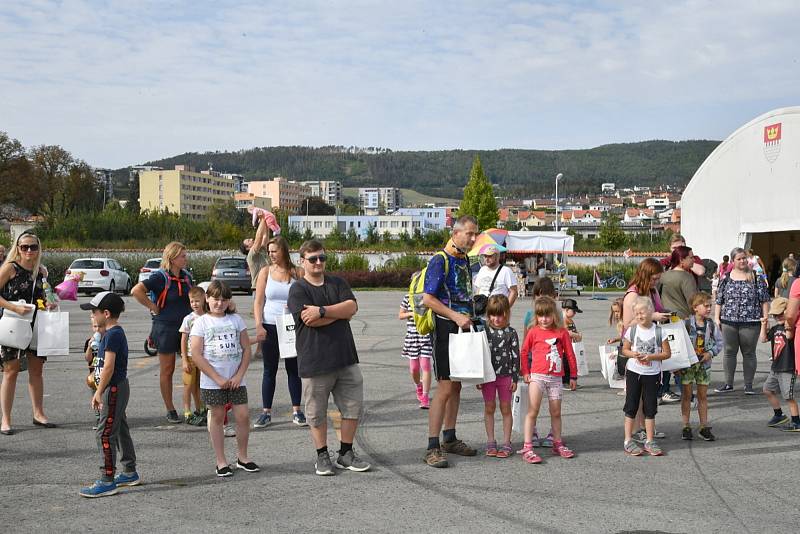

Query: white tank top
[263,269,294,325]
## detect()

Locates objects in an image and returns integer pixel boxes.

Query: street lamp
[555,173,564,232]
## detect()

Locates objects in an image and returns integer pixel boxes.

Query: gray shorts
[763,371,795,401]
[200,386,248,406]
[302,364,363,427]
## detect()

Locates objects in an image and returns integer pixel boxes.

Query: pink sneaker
[415,383,424,403]
[552,441,575,458]
[419,394,430,409]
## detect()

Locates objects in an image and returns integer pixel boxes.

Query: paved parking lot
[1,291,797,533]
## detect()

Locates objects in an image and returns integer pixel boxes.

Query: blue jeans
[261,324,302,409]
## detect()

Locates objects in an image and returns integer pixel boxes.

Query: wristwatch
[319,306,326,318]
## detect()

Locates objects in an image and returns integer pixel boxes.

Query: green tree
[457,155,498,230]
[301,196,335,216]
[365,224,379,246]
[598,213,626,250]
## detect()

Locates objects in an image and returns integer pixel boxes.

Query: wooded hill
[142,140,719,198]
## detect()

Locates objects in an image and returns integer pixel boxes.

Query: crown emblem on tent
[763,122,782,164]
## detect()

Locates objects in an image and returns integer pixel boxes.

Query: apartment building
[392,207,447,232]
[139,165,235,220]
[247,177,311,213]
[234,192,272,212]
[359,187,403,214]
[300,180,343,206]
[289,214,421,239]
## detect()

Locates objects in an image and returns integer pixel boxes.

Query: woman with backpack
[132,241,193,423]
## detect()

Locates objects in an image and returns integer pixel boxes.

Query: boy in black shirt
[762,297,799,432]
[79,291,140,497]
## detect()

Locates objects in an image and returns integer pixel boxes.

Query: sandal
[496,444,512,458]
[523,449,542,464]
[485,441,498,457]
[552,441,575,458]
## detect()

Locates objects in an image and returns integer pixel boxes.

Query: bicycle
[598,272,627,289]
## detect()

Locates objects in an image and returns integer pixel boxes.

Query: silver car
[211,256,252,294]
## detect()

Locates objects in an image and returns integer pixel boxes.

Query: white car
[66,258,132,295]
[138,258,162,283]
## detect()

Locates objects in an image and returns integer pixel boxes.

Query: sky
[1,0,798,169]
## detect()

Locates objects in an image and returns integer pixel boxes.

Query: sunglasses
[304,254,327,264]
[19,244,40,252]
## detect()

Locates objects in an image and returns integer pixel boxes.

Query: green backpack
[409,251,449,335]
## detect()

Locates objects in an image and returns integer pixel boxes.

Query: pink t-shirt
[788,278,800,375]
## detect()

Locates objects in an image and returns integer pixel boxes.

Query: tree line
[143,140,719,199]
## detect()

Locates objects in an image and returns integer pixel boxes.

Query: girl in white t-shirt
[190,281,258,477]
[620,296,671,457]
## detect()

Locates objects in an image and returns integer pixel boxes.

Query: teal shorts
[680,362,711,386]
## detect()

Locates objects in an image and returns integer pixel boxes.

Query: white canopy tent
[682,106,800,264]
[504,231,574,254]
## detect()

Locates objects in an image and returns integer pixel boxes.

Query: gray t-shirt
[287,275,359,378]
[659,269,696,319]
[246,247,267,288]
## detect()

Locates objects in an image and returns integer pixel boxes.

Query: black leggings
[261,324,302,409]
[623,371,659,419]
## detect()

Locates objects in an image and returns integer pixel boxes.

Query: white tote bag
[511,382,529,433]
[599,344,625,388]
[32,311,70,356]
[275,313,297,359]
[448,326,495,383]
[572,341,588,376]
[0,302,35,350]
[659,322,699,371]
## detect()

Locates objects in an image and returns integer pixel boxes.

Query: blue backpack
[148,269,192,309]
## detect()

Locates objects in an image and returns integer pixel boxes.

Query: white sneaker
[224,425,236,437]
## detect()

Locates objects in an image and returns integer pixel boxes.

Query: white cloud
[0,0,798,167]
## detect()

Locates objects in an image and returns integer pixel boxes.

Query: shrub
[380,254,427,272]
[339,253,369,271]
[330,268,416,288]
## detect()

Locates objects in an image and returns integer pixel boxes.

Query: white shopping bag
[572,341,588,376]
[599,345,625,388]
[275,313,297,359]
[511,382,529,433]
[448,327,495,383]
[659,322,698,371]
[31,311,70,356]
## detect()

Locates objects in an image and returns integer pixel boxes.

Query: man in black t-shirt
[287,240,371,476]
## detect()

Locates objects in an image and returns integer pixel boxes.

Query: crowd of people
[0,215,797,497]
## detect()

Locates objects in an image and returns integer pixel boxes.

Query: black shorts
[432,315,459,381]
[200,386,248,406]
[150,321,182,355]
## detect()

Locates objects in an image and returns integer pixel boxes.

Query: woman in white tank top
[252,237,306,428]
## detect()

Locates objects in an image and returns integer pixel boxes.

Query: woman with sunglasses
[0,231,57,435]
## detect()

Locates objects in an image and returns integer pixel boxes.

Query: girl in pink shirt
[519,296,577,463]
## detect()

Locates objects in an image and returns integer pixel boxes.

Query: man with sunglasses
[287,239,370,476]
[422,214,480,468]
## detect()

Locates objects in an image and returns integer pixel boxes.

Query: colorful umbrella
[483,228,508,245]
[468,232,507,257]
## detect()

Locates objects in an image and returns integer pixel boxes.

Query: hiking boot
[643,440,664,456]
[681,426,693,440]
[79,479,118,498]
[768,414,790,427]
[714,384,734,393]
[254,412,272,428]
[315,451,336,476]
[293,411,308,426]
[624,440,643,456]
[441,439,477,456]
[424,447,448,468]
[114,471,141,487]
[335,449,371,472]
[780,421,800,432]
[698,427,716,441]
[166,410,182,424]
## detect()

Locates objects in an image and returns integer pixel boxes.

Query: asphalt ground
[1,291,798,533]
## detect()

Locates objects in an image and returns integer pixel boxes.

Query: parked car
[138,258,163,283]
[211,256,251,294]
[66,258,132,295]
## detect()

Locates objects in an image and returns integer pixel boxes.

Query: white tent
[505,231,574,253]
[682,106,800,264]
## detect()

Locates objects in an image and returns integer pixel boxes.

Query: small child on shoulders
[679,292,721,441]
[518,296,577,464]
[476,295,519,458]
[762,297,800,432]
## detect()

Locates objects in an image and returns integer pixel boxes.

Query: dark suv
[211,257,252,294]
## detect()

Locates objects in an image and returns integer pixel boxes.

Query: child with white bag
[518,296,577,464]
